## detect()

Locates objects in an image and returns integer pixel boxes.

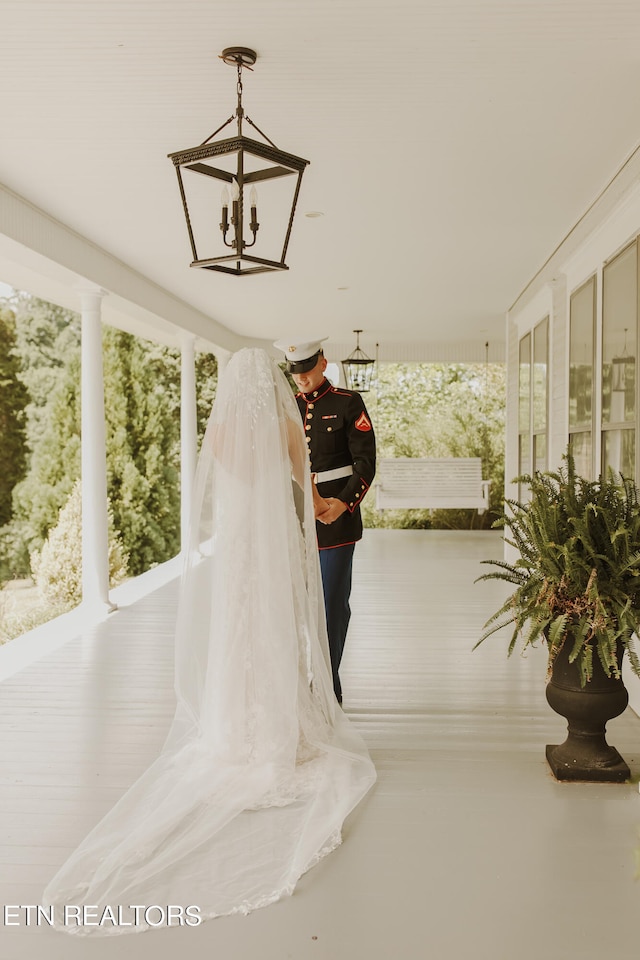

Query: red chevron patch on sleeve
[355,412,372,432]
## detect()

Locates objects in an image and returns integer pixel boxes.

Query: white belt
[314,465,353,483]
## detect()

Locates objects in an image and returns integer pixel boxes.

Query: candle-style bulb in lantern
[221,186,230,231]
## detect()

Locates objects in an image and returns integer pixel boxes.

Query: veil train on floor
[42,348,376,935]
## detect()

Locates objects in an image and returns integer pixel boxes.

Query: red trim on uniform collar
[299,379,332,403]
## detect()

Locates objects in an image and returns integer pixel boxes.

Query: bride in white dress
[42,348,376,935]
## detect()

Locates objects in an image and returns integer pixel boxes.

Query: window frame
[518,316,549,496]
[568,274,596,479]
[601,238,639,480]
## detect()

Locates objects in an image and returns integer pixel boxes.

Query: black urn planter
[545,639,630,782]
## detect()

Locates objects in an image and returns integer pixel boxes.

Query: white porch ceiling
[1,0,640,359]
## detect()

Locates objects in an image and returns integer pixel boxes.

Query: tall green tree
[7,295,81,562]
[102,328,181,575]
[0,307,28,527]
[362,362,506,530]
[11,294,80,446]
[6,292,218,580]
[11,352,81,547]
[102,334,218,574]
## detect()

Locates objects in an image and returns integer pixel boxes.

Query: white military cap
[273,337,328,373]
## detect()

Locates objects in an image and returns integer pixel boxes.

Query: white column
[180,333,198,550]
[79,287,114,615]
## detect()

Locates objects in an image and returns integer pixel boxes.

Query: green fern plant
[475,451,640,687]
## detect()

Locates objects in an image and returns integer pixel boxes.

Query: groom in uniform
[274,338,376,704]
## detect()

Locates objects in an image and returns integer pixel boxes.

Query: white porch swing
[375,345,492,515]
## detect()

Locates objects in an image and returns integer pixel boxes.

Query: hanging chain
[232,56,277,145]
[236,62,244,131]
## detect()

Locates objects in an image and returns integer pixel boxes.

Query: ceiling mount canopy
[168,46,310,276]
[218,46,257,68]
[342,330,375,392]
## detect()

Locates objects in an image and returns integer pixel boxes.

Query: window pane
[533,433,546,473]
[518,432,531,501]
[519,432,531,477]
[519,334,531,433]
[533,318,548,433]
[602,243,637,424]
[569,432,592,480]
[602,429,635,479]
[569,278,594,429]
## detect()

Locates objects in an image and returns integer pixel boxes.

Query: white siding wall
[506,181,640,717]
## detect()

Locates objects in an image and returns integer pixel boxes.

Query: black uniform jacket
[296,379,376,549]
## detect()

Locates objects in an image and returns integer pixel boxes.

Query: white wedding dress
[42,348,376,935]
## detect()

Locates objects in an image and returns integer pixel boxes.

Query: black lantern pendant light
[342,330,375,392]
[168,47,310,276]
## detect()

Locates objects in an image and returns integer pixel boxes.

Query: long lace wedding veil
[42,348,375,934]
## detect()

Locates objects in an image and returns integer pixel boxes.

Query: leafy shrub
[31,481,128,606]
